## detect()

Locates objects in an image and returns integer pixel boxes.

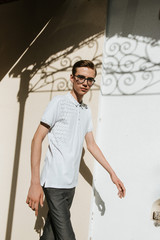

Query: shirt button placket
[78,105,80,122]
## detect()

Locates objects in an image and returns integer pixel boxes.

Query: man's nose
[82,79,88,86]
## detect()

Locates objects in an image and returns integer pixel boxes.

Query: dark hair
[72,60,97,76]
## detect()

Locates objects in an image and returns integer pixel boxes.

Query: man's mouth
[81,88,88,92]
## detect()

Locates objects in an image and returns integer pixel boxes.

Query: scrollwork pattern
[101,34,160,95]
[28,32,102,96]
[101,73,117,95]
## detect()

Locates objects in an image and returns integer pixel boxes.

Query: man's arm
[85,131,126,198]
[26,123,49,216]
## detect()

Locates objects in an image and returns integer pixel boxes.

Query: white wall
[89,34,160,240]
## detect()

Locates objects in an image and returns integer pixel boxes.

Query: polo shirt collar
[67,92,88,109]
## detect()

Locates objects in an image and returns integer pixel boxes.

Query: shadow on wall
[151,199,160,227]
[101,34,160,96]
[106,0,160,40]
[80,149,106,216]
[3,1,107,240]
[0,0,106,81]
[34,148,106,238]
[101,0,160,96]
[0,0,65,80]
[34,199,48,237]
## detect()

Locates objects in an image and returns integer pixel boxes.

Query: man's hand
[26,183,44,216]
[110,173,126,198]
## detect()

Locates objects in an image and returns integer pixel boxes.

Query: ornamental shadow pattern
[5,31,103,240]
[101,34,160,96]
[4,1,106,239]
[9,31,102,101]
[27,32,102,99]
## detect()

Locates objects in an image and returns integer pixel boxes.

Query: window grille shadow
[101,34,160,96]
[102,0,160,96]
[0,0,106,81]
[4,1,107,240]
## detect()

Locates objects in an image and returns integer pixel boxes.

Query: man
[26,60,126,240]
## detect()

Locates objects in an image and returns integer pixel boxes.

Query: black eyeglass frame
[74,75,95,86]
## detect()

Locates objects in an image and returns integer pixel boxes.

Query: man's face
[70,67,96,96]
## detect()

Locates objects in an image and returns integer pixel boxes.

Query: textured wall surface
[0,1,106,240]
[89,0,160,239]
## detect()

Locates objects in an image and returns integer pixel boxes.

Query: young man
[26,60,126,240]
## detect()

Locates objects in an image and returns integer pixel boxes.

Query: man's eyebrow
[77,75,94,78]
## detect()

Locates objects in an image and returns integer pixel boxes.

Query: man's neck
[70,90,83,103]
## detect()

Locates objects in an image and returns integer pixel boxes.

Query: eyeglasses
[74,75,95,86]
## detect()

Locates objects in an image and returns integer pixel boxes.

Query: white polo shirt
[40,92,93,188]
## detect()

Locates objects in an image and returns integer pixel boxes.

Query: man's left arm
[85,131,126,198]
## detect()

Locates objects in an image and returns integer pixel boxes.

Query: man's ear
[70,74,74,83]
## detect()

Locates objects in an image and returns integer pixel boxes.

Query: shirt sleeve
[86,108,93,133]
[41,96,60,128]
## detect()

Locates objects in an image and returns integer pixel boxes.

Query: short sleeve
[86,108,93,133]
[41,96,60,128]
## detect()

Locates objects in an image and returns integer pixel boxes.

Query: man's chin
[80,92,88,96]
[80,89,89,95]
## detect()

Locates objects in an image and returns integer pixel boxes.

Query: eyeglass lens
[75,75,95,85]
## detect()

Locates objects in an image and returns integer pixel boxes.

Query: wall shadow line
[5,70,30,240]
[80,148,106,216]
[3,1,107,239]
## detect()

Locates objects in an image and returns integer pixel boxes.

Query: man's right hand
[26,183,44,216]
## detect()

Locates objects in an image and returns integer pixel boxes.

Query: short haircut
[72,60,97,76]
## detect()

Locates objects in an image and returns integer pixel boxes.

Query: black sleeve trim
[40,121,50,129]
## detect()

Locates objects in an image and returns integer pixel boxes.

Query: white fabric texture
[40,92,93,188]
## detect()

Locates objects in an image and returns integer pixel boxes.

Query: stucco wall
[89,0,160,239]
[0,1,106,240]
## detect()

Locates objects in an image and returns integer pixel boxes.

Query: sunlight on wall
[101,35,160,95]
[25,32,103,99]
[89,34,160,240]
[0,31,104,240]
